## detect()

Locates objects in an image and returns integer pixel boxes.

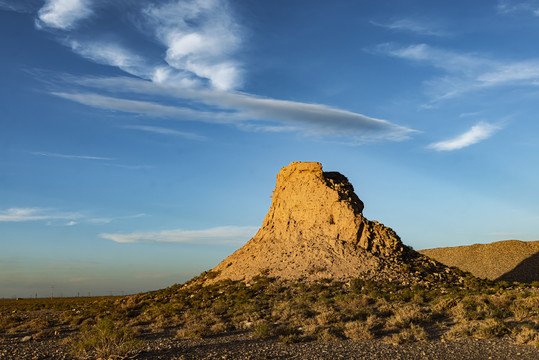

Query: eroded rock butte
[211,161,452,284]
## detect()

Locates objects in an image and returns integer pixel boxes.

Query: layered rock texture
[420,240,539,283]
[211,162,452,284]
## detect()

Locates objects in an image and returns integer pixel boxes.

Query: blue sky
[1,0,539,298]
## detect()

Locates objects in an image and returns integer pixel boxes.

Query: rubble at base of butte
[210,161,465,286]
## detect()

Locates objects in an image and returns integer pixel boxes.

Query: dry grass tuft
[344,321,374,340]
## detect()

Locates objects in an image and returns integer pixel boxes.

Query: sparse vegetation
[69,317,141,359]
[2,272,539,357]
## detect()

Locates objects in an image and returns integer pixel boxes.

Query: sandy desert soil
[2,331,539,360]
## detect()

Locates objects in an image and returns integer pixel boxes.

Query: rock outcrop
[211,161,453,283]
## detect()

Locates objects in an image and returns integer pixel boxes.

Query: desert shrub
[279,332,305,344]
[251,321,274,339]
[210,321,233,334]
[364,314,384,331]
[511,302,535,322]
[514,325,539,345]
[274,299,314,324]
[33,329,54,339]
[204,270,221,280]
[0,314,23,332]
[474,318,508,339]
[385,304,428,330]
[176,324,211,339]
[344,321,374,340]
[69,318,141,359]
[210,299,229,316]
[313,326,344,341]
[373,298,393,318]
[444,319,508,340]
[411,292,427,305]
[431,296,458,313]
[488,293,514,311]
[451,297,493,320]
[389,290,414,303]
[493,281,511,290]
[444,321,477,339]
[16,316,55,333]
[512,296,539,321]
[315,306,342,326]
[275,324,301,343]
[388,324,428,344]
[350,278,377,294]
[463,274,486,291]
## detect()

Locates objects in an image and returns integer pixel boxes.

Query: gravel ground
[2,332,539,360]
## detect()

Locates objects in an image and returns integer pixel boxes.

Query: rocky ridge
[211,161,459,285]
[420,240,539,283]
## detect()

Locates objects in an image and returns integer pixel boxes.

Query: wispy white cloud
[497,0,539,16]
[87,213,146,224]
[34,0,242,89]
[0,208,81,222]
[375,43,490,74]
[68,40,152,79]
[108,164,153,170]
[30,150,150,170]
[57,76,416,142]
[375,43,539,103]
[428,122,500,151]
[123,125,206,140]
[36,0,93,30]
[31,151,114,161]
[51,91,235,123]
[476,61,539,85]
[0,207,145,225]
[371,18,448,37]
[100,225,258,244]
[0,0,41,13]
[143,0,242,90]
[459,111,482,118]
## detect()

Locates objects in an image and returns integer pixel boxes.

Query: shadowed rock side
[498,250,539,283]
[211,162,452,284]
[420,240,539,282]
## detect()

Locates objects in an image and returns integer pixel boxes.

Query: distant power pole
[51,285,54,299]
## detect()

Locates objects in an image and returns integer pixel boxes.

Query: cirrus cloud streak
[374,43,539,104]
[0,208,81,222]
[100,225,258,245]
[428,122,500,151]
[56,76,416,142]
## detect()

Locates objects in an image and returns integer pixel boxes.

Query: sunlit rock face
[211,161,411,282]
